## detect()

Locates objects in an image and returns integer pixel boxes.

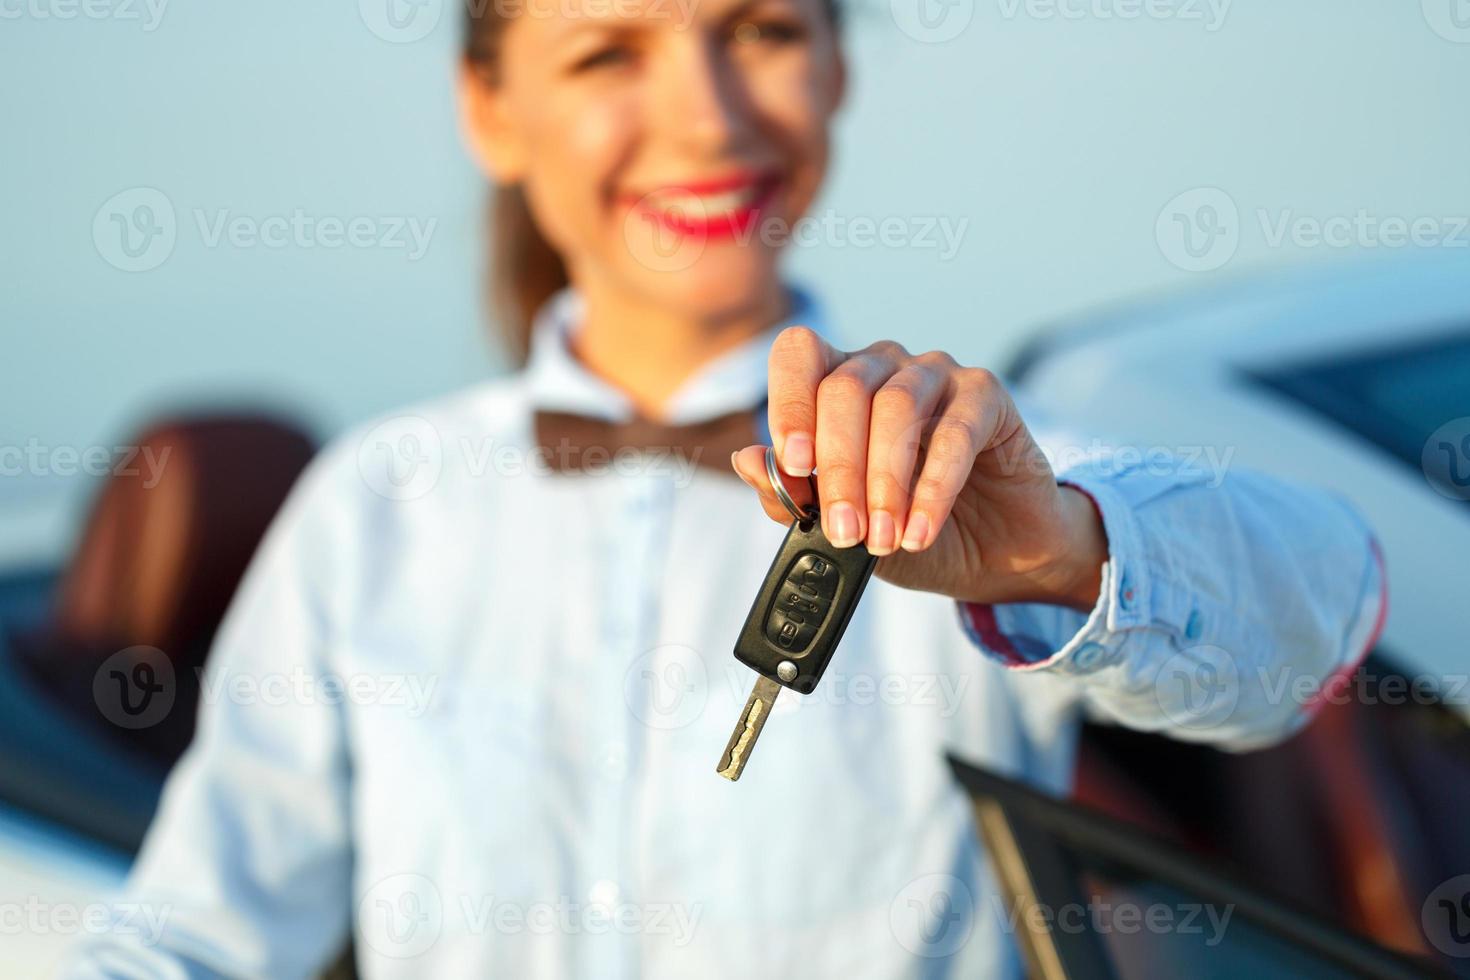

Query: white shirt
[69,285,1386,979]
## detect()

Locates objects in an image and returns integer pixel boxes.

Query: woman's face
[462,0,844,320]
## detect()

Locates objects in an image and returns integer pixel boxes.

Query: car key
[717,448,879,781]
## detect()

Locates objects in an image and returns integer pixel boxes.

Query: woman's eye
[731,19,805,46]
[572,45,636,73]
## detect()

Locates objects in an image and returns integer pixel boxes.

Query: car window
[1248,330,1470,495]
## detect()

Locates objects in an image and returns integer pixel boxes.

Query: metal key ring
[765,446,818,525]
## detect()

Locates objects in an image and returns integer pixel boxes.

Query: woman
[72,0,1385,976]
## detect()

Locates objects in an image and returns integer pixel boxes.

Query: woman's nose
[652,38,755,156]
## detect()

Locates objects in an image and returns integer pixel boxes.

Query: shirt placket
[585,465,673,980]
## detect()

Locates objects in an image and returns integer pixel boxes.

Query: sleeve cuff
[1301,536,1389,718]
[955,472,1155,675]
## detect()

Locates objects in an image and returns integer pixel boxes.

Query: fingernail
[828,502,860,548]
[901,512,930,552]
[868,510,896,554]
[783,433,814,477]
[731,453,755,487]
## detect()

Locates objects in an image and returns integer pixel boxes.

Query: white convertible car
[2,251,1466,977]
[1012,249,1470,714]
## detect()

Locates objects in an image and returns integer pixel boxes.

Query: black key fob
[733,516,878,695]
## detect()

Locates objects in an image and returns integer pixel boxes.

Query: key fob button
[733,518,877,693]
[763,551,841,654]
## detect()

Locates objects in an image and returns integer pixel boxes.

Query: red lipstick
[622,170,782,242]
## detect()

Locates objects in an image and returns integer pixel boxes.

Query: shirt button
[1118,569,1136,611]
[1073,643,1107,672]
[588,879,621,908]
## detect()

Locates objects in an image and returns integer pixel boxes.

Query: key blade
[716,675,782,781]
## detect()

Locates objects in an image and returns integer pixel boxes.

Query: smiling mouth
[624,171,783,241]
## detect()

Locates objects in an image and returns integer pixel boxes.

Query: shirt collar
[523,283,839,429]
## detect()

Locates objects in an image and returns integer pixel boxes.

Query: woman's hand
[731,328,1108,612]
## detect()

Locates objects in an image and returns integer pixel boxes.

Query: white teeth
[641,184,760,217]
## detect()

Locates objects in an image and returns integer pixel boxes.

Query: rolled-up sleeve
[957,434,1387,752]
